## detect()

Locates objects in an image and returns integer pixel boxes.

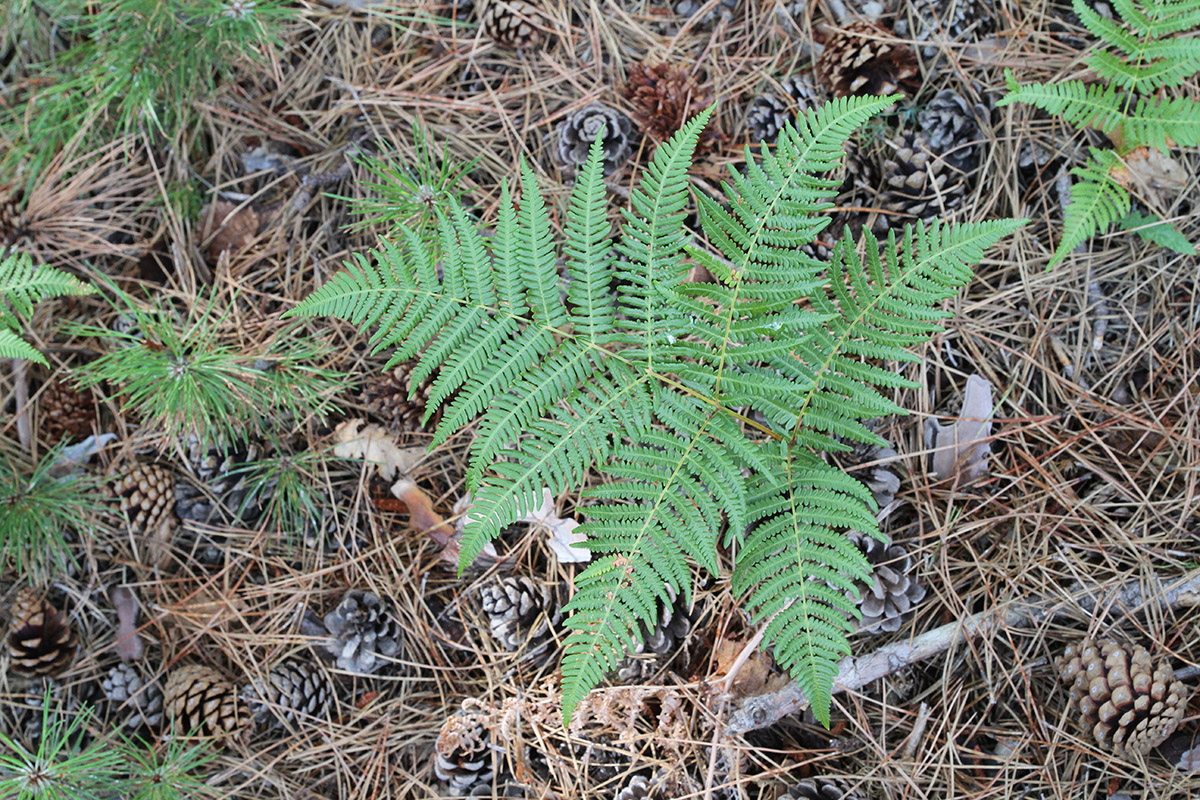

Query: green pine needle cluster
[0,251,94,363]
[998,0,1200,266]
[287,97,1024,725]
[0,695,218,800]
[70,289,343,450]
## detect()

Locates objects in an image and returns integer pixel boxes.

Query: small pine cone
[102,663,164,731]
[242,659,334,729]
[436,701,497,795]
[0,189,24,248]
[780,776,863,800]
[745,75,823,143]
[322,590,403,675]
[554,103,635,176]
[616,775,663,800]
[175,435,265,525]
[873,131,966,234]
[478,576,562,653]
[363,362,434,435]
[614,583,702,683]
[481,0,548,49]
[163,664,246,741]
[6,589,77,679]
[37,379,98,442]
[917,89,989,176]
[1056,638,1189,758]
[672,0,738,27]
[109,463,175,535]
[623,62,712,146]
[816,20,919,99]
[894,0,996,58]
[831,423,902,508]
[846,532,926,634]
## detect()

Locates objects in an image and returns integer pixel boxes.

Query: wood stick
[725,569,1200,733]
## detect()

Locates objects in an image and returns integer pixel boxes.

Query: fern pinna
[287,97,1023,724]
[998,0,1200,266]
[0,251,93,363]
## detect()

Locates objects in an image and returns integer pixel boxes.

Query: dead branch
[725,569,1200,733]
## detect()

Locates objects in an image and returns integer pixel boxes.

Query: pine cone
[894,0,996,58]
[242,659,334,729]
[780,776,863,800]
[617,775,663,800]
[322,589,403,675]
[672,0,738,27]
[816,20,919,98]
[37,379,98,442]
[614,583,703,682]
[1056,638,1190,758]
[363,362,434,435]
[917,89,988,176]
[174,435,265,526]
[623,62,713,147]
[108,463,175,535]
[6,589,77,679]
[831,423,902,508]
[554,103,635,176]
[846,532,926,634]
[481,0,548,49]
[163,664,246,741]
[478,575,562,653]
[102,663,165,731]
[745,75,823,144]
[872,130,966,234]
[436,701,497,796]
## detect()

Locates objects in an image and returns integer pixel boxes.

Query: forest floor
[1,0,1199,798]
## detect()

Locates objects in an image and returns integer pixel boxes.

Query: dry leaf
[1113,147,1189,208]
[454,487,589,564]
[712,637,791,699]
[333,419,424,480]
[925,374,995,484]
[110,586,144,663]
[199,199,260,262]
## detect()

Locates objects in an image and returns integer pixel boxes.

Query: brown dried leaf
[199,200,260,262]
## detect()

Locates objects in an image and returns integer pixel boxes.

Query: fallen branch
[725,569,1200,733]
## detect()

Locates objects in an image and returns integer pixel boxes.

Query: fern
[1117,209,1197,253]
[0,251,93,363]
[998,0,1200,266]
[287,98,1024,725]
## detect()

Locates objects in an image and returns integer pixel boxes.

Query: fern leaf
[1116,209,1196,253]
[1125,96,1200,149]
[0,328,46,363]
[1049,150,1132,267]
[996,74,1128,135]
[565,131,617,342]
[518,158,570,330]
[0,252,93,327]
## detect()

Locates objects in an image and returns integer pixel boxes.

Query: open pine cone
[554,103,635,176]
[745,75,823,144]
[481,0,548,49]
[109,463,176,535]
[894,0,996,58]
[478,575,563,654]
[37,379,98,442]
[917,89,988,176]
[1056,638,1189,758]
[816,19,919,98]
[780,777,863,800]
[242,659,334,729]
[174,435,265,526]
[436,700,499,796]
[163,664,246,741]
[846,532,926,634]
[615,583,707,682]
[623,62,712,147]
[322,589,403,675]
[6,589,77,679]
[872,130,967,234]
[363,361,435,435]
[102,663,165,731]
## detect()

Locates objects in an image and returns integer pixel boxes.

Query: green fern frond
[0,329,44,362]
[0,251,93,363]
[1124,95,1200,149]
[1116,209,1196,253]
[1049,150,1132,267]
[996,75,1128,135]
[291,101,1023,726]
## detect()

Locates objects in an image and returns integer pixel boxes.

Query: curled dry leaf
[391,479,462,565]
[453,487,588,564]
[1112,147,1189,208]
[925,374,995,484]
[110,585,144,663]
[333,419,424,481]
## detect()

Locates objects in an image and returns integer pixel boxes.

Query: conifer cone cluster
[163,664,246,741]
[108,463,176,534]
[845,532,926,634]
[1056,638,1189,758]
[6,589,77,679]
[242,659,334,729]
[478,575,562,654]
[37,379,98,442]
[481,0,548,49]
[102,663,165,731]
[623,62,712,147]
[363,361,434,435]
[816,19,919,98]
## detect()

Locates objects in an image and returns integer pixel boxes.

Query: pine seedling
[119,735,220,800]
[0,251,93,364]
[233,447,329,540]
[998,0,1200,266]
[337,121,479,238]
[70,289,343,450]
[288,99,1026,725]
[0,696,125,800]
[0,442,106,582]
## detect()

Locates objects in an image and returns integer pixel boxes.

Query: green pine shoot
[286,98,1025,725]
[0,697,124,800]
[120,735,220,800]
